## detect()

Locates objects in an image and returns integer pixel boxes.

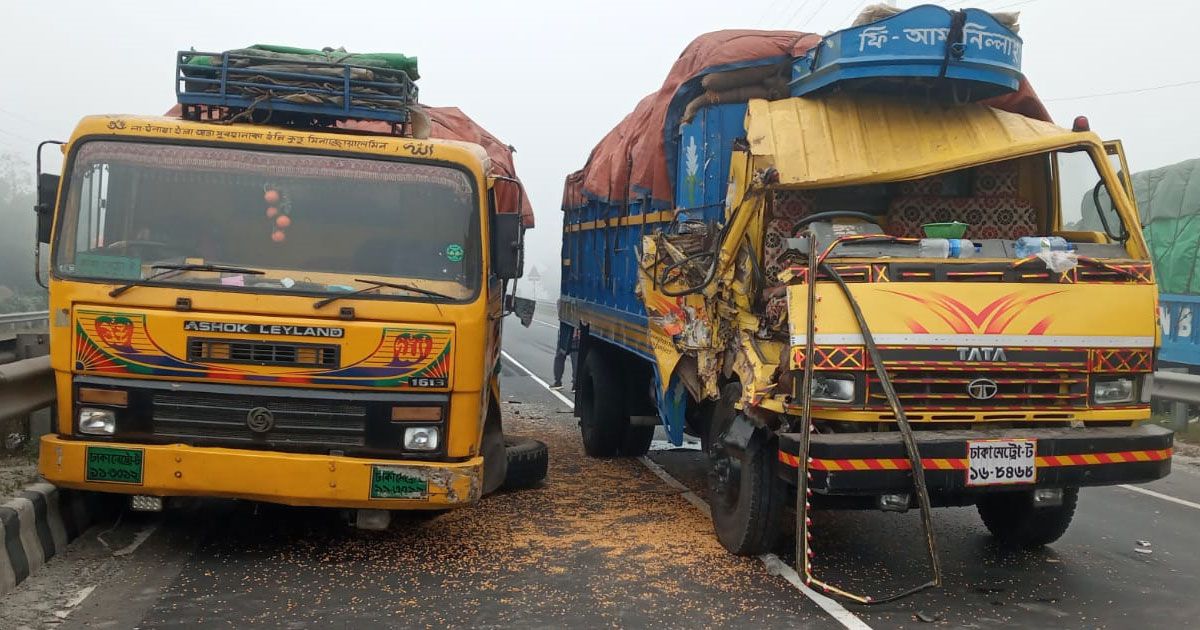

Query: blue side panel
[562,101,744,364]
[561,101,746,446]
[675,102,747,223]
[1159,294,1200,367]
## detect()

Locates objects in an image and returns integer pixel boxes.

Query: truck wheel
[503,437,549,489]
[481,402,508,496]
[977,488,1079,547]
[707,382,784,555]
[620,425,655,456]
[577,348,625,457]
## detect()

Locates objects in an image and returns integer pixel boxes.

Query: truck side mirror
[491,212,525,280]
[35,172,59,244]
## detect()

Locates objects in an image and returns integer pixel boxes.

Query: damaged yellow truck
[33,47,544,528]
[559,14,1172,584]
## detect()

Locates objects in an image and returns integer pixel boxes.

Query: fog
[1,0,1196,305]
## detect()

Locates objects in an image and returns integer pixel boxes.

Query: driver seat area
[762,190,816,330]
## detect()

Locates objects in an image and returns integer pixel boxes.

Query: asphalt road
[2,303,1198,629]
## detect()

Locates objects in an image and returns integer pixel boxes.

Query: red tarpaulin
[164,104,534,228]
[562,29,1051,211]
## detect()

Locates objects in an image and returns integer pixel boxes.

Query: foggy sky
[2,0,1196,296]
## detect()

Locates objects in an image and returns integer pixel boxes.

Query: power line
[1044,78,1200,103]
[0,106,42,128]
[792,0,834,30]
[989,0,1038,10]
[781,0,813,30]
[834,1,868,28]
[756,0,791,27]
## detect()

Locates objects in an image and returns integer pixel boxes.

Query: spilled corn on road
[2,303,1200,628]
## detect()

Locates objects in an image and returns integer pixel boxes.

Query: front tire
[706,382,784,555]
[977,487,1079,547]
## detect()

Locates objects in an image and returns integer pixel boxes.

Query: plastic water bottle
[920,238,977,258]
[919,238,949,258]
[1015,236,1072,258]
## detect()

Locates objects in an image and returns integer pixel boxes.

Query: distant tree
[0,152,46,313]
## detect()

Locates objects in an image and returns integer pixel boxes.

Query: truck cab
[34,68,536,524]
[561,9,1171,596]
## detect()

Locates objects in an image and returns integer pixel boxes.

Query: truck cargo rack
[176,50,418,129]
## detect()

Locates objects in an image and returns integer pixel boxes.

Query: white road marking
[501,350,575,408]
[531,318,558,329]
[1119,484,1200,511]
[500,351,873,630]
[53,584,96,619]
[112,522,161,557]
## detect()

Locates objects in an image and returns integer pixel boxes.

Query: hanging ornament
[263,182,294,243]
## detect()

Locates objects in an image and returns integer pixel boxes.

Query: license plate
[85,446,144,485]
[370,466,429,500]
[966,439,1037,487]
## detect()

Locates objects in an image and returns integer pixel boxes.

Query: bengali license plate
[966,439,1037,487]
[84,446,144,485]
[370,466,429,500]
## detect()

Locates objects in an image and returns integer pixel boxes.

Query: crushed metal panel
[745,95,1082,188]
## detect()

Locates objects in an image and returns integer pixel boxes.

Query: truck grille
[188,338,339,368]
[867,370,1088,410]
[150,391,366,447]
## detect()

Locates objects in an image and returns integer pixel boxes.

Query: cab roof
[746,94,1098,188]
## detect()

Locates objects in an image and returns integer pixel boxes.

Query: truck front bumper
[778,425,1172,496]
[39,436,482,509]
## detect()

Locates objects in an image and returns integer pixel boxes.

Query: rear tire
[503,437,549,489]
[977,487,1079,547]
[577,348,625,457]
[620,425,655,457]
[706,382,784,555]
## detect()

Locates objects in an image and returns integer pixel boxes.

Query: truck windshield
[54,140,480,301]
[764,151,1138,262]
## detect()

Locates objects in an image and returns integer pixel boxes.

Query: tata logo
[956,347,1008,362]
[967,378,999,400]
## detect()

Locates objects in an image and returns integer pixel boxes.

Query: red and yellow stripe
[778,448,1172,471]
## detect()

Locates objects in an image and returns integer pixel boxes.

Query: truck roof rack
[176,49,419,132]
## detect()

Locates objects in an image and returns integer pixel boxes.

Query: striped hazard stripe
[778,448,1172,471]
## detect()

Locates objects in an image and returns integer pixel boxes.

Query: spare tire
[503,436,549,490]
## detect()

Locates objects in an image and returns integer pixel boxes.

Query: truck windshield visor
[53,141,480,301]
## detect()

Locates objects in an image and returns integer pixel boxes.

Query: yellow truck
[32,47,544,528]
[560,9,1171,599]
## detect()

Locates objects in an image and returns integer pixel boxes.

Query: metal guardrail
[1149,371,1200,432]
[0,311,49,335]
[0,356,54,423]
[1150,371,1200,405]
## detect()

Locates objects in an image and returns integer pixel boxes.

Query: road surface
[2,303,1198,628]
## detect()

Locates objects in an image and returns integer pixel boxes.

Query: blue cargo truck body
[560,102,748,447]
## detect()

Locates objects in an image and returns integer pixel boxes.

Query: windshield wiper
[313,278,456,309]
[108,263,265,297]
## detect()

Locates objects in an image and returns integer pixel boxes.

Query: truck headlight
[78,408,116,435]
[812,376,855,403]
[403,427,440,451]
[1093,378,1135,404]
